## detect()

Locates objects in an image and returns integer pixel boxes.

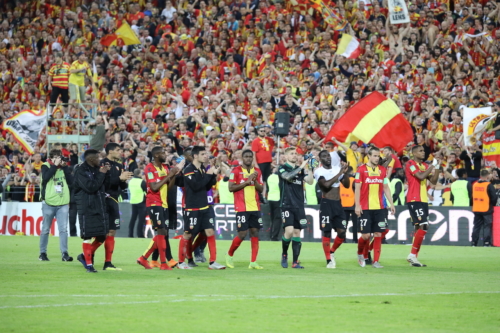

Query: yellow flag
[115,22,141,45]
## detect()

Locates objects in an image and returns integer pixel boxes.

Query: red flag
[326,92,413,152]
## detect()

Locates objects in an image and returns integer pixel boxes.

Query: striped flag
[3,110,47,154]
[482,131,500,168]
[326,92,413,152]
[336,34,361,59]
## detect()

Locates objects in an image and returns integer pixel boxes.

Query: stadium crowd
[0,0,500,204]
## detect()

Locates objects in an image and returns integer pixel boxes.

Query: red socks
[228,236,243,256]
[207,235,216,262]
[156,235,167,264]
[91,238,103,252]
[192,233,207,251]
[357,237,366,255]
[369,229,389,251]
[104,236,115,262]
[83,243,93,265]
[186,238,194,260]
[363,239,370,259]
[330,237,344,253]
[143,236,158,259]
[250,237,259,262]
[178,237,188,263]
[411,229,427,255]
[373,236,382,262]
[322,237,331,260]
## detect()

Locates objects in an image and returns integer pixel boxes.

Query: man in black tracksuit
[100,143,133,270]
[74,149,110,273]
[177,146,225,270]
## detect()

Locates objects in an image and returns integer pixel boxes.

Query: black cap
[495,101,500,107]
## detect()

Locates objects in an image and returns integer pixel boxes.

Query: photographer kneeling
[39,149,73,261]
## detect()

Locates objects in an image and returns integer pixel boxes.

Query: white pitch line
[0,291,499,309]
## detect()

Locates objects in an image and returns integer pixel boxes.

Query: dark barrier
[116,204,477,246]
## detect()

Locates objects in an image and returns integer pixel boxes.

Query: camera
[61,156,70,163]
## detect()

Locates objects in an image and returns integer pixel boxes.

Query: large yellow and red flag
[2,109,47,154]
[326,92,413,152]
[100,22,141,46]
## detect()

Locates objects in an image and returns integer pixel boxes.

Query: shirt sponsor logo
[365,178,384,184]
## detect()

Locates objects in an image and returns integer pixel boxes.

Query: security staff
[450,168,472,206]
[267,168,281,241]
[471,169,497,247]
[340,166,357,243]
[128,168,146,238]
[39,149,73,262]
[390,168,406,206]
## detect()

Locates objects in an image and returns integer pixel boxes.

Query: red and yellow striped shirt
[48,62,70,89]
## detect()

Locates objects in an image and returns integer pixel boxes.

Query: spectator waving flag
[336,34,361,59]
[3,109,47,154]
[326,92,413,152]
[309,0,348,31]
[100,22,141,46]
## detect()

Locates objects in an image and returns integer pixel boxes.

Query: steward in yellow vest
[450,168,472,207]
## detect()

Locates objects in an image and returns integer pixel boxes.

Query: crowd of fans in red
[0,0,499,202]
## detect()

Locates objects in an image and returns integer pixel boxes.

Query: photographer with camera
[38,149,73,262]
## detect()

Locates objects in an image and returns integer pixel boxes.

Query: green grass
[0,236,499,333]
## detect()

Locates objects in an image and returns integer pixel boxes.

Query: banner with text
[0,203,483,246]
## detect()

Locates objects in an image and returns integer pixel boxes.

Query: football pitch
[0,236,499,333]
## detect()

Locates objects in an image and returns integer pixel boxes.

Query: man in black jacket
[471,169,497,247]
[74,150,111,273]
[460,146,482,183]
[100,143,133,270]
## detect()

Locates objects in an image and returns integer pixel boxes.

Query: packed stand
[0,0,499,204]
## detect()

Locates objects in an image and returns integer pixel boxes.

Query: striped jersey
[144,162,169,208]
[229,166,262,212]
[354,164,388,210]
[405,160,428,203]
[48,62,70,88]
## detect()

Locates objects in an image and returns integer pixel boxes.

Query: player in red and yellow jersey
[225,150,264,269]
[137,146,184,271]
[354,147,395,269]
[404,145,440,267]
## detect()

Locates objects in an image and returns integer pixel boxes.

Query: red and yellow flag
[309,0,348,31]
[101,22,141,46]
[326,92,413,152]
[482,131,500,168]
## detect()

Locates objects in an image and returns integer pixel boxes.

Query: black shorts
[168,207,178,230]
[258,162,272,183]
[359,209,387,234]
[319,198,347,231]
[281,207,307,230]
[106,197,120,230]
[148,206,169,230]
[236,211,263,231]
[407,202,429,226]
[50,86,69,105]
[183,206,215,234]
